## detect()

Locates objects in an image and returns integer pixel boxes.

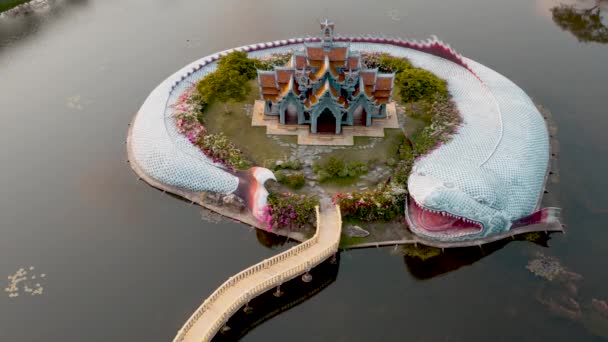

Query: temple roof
[257,22,394,109]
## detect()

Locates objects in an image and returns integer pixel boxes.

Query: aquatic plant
[526,253,566,281]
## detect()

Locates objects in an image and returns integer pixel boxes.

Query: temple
[257,19,395,134]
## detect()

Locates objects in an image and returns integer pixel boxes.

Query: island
[126,19,563,341]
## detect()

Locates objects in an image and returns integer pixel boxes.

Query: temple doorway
[317,108,337,134]
[285,102,298,124]
[353,105,367,126]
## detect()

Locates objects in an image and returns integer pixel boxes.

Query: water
[1,0,607,341]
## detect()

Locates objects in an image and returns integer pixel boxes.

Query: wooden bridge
[173,205,342,342]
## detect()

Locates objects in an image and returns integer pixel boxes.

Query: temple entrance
[317,108,337,134]
[285,102,298,124]
[353,105,367,126]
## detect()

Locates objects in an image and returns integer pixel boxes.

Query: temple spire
[320,18,335,50]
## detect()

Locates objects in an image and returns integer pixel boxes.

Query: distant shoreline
[0,0,45,15]
[1,0,30,13]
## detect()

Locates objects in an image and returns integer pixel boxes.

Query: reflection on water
[255,229,290,249]
[527,252,608,338]
[403,234,552,280]
[1,0,607,340]
[0,0,88,49]
[214,255,340,341]
[551,0,608,43]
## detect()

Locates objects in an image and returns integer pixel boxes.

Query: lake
[1,0,607,341]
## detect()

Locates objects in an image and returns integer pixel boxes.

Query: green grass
[0,0,30,13]
[201,80,295,166]
[317,128,406,168]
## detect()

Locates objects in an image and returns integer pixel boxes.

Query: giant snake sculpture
[129,33,561,245]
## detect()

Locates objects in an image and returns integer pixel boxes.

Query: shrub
[197,69,251,106]
[217,51,258,80]
[333,185,407,222]
[317,170,330,182]
[397,68,448,103]
[397,137,414,161]
[195,133,250,170]
[261,193,319,230]
[253,53,292,70]
[315,157,367,182]
[378,54,412,73]
[274,170,287,183]
[411,97,461,155]
[394,159,413,185]
[361,52,412,73]
[275,159,301,170]
[196,51,259,111]
[324,157,345,177]
[284,172,305,189]
[275,171,305,189]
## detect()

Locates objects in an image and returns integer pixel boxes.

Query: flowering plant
[260,193,319,231]
[333,185,406,221]
[195,133,249,170]
[172,85,249,170]
[410,96,461,156]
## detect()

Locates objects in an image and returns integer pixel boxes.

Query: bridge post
[273,284,283,297]
[243,302,253,314]
[220,324,231,334]
[302,270,312,283]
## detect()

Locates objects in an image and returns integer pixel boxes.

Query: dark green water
[1,0,607,341]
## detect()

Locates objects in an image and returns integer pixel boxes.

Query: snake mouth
[406,196,483,238]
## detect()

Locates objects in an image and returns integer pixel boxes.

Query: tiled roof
[360,70,377,85]
[295,55,307,69]
[262,94,278,102]
[261,87,279,95]
[347,56,359,70]
[376,76,393,90]
[328,47,347,61]
[372,90,391,97]
[259,40,393,112]
[307,46,324,60]
[276,69,294,83]
[259,74,277,87]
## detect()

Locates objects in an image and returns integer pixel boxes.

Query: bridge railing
[174,205,341,342]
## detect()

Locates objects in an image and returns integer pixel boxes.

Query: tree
[551,2,608,43]
[197,52,255,113]
[217,51,258,80]
[397,68,448,103]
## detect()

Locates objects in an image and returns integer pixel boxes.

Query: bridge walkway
[174,204,342,342]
